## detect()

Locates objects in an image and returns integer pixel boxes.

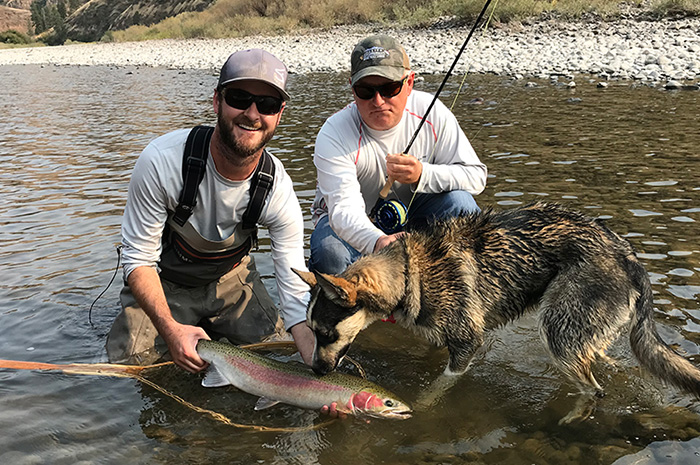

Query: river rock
[0,18,699,84]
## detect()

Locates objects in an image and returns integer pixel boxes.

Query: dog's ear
[315,273,357,308]
[348,268,384,300]
[292,268,317,288]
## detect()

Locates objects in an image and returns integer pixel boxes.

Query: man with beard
[106,49,315,373]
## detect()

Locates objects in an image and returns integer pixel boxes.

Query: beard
[217,108,275,165]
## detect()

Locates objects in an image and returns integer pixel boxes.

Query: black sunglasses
[353,76,408,101]
[220,88,284,115]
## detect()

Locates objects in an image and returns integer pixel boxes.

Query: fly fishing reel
[370,176,409,234]
[371,198,408,234]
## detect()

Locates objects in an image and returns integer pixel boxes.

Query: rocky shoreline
[1,17,699,84]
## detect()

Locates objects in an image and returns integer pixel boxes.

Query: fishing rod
[0,340,353,432]
[370,0,495,233]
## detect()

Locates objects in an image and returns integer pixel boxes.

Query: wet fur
[294,202,700,403]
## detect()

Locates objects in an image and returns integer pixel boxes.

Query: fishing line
[88,244,122,327]
[0,340,368,432]
[403,0,495,156]
[403,0,500,214]
[371,0,496,229]
[135,373,336,433]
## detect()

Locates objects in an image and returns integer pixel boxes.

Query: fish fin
[254,397,281,411]
[201,365,231,388]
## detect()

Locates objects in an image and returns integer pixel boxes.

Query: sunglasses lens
[255,96,283,115]
[222,89,283,115]
[381,81,403,98]
[353,78,405,100]
[223,89,252,110]
[353,85,376,100]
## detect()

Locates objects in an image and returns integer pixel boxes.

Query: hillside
[0,0,215,42]
[0,5,30,34]
[2,0,699,45]
[64,0,214,42]
[2,0,32,9]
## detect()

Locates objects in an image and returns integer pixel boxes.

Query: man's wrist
[373,235,389,253]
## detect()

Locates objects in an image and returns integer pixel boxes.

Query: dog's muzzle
[312,358,337,375]
[311,344,349,375]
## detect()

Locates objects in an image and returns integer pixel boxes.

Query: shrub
[107,0,700,42]
[42,22,68,45]
[649,0,700,17]
[100,31,115,42]
[0,29,32,44]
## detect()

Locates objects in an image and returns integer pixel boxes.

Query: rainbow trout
[196,339,411,420]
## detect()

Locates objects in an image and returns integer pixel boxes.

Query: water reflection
[0,64,698,464]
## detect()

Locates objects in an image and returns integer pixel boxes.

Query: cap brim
[351,66,406,86]
[218,77,290,101]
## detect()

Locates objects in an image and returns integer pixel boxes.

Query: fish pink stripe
[226,355,346,393]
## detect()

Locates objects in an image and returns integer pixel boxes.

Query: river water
[0,64,699,464]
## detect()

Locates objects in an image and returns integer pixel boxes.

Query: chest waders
[158,125,276,287]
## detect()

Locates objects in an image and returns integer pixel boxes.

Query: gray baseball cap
[350,35,410,86]
[218,49,290,100]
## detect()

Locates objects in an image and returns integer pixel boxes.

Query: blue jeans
[308,190,479,275]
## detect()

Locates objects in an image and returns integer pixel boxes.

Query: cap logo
[362,46,390,62]
[274,67,286,86]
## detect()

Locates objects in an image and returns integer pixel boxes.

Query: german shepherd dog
[294,202,700,420]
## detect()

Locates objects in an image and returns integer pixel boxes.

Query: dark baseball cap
[350,35,410,86]
[218,49,290,100]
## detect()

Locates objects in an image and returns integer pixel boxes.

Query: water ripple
[0,65,698,465]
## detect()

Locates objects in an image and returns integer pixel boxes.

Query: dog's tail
[629,259,700,397]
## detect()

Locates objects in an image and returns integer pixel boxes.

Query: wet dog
[294,202,700,421]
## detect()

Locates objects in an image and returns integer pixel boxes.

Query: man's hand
[127,267,209,373]
[290,323,348,419]
[374,231,407,252]
[321,402,348,420]
[386,152,422,185]
[289,322,315,365]
[160,321,210,373]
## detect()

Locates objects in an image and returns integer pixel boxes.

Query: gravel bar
[1,18,699,83]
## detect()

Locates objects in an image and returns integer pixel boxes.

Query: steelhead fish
[196,339,411,420]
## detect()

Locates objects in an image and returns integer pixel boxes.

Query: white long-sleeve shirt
[311,90,487,254]
[121,128,309,330]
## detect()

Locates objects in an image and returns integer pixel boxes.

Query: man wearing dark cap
[107,49,316,373]
[309,35,488,274]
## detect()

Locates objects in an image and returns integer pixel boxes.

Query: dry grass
[110,0,700,42]
[0,4,32,35]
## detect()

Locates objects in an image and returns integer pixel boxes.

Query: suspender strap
[173,125,275,230]
[241,149,276,230]
[172,125,214,227]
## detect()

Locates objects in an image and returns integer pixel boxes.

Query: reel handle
[378,177,395,200]
[379,151,410,199]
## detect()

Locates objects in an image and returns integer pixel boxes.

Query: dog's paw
[558,395,597,425]
[414,373,462,411]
